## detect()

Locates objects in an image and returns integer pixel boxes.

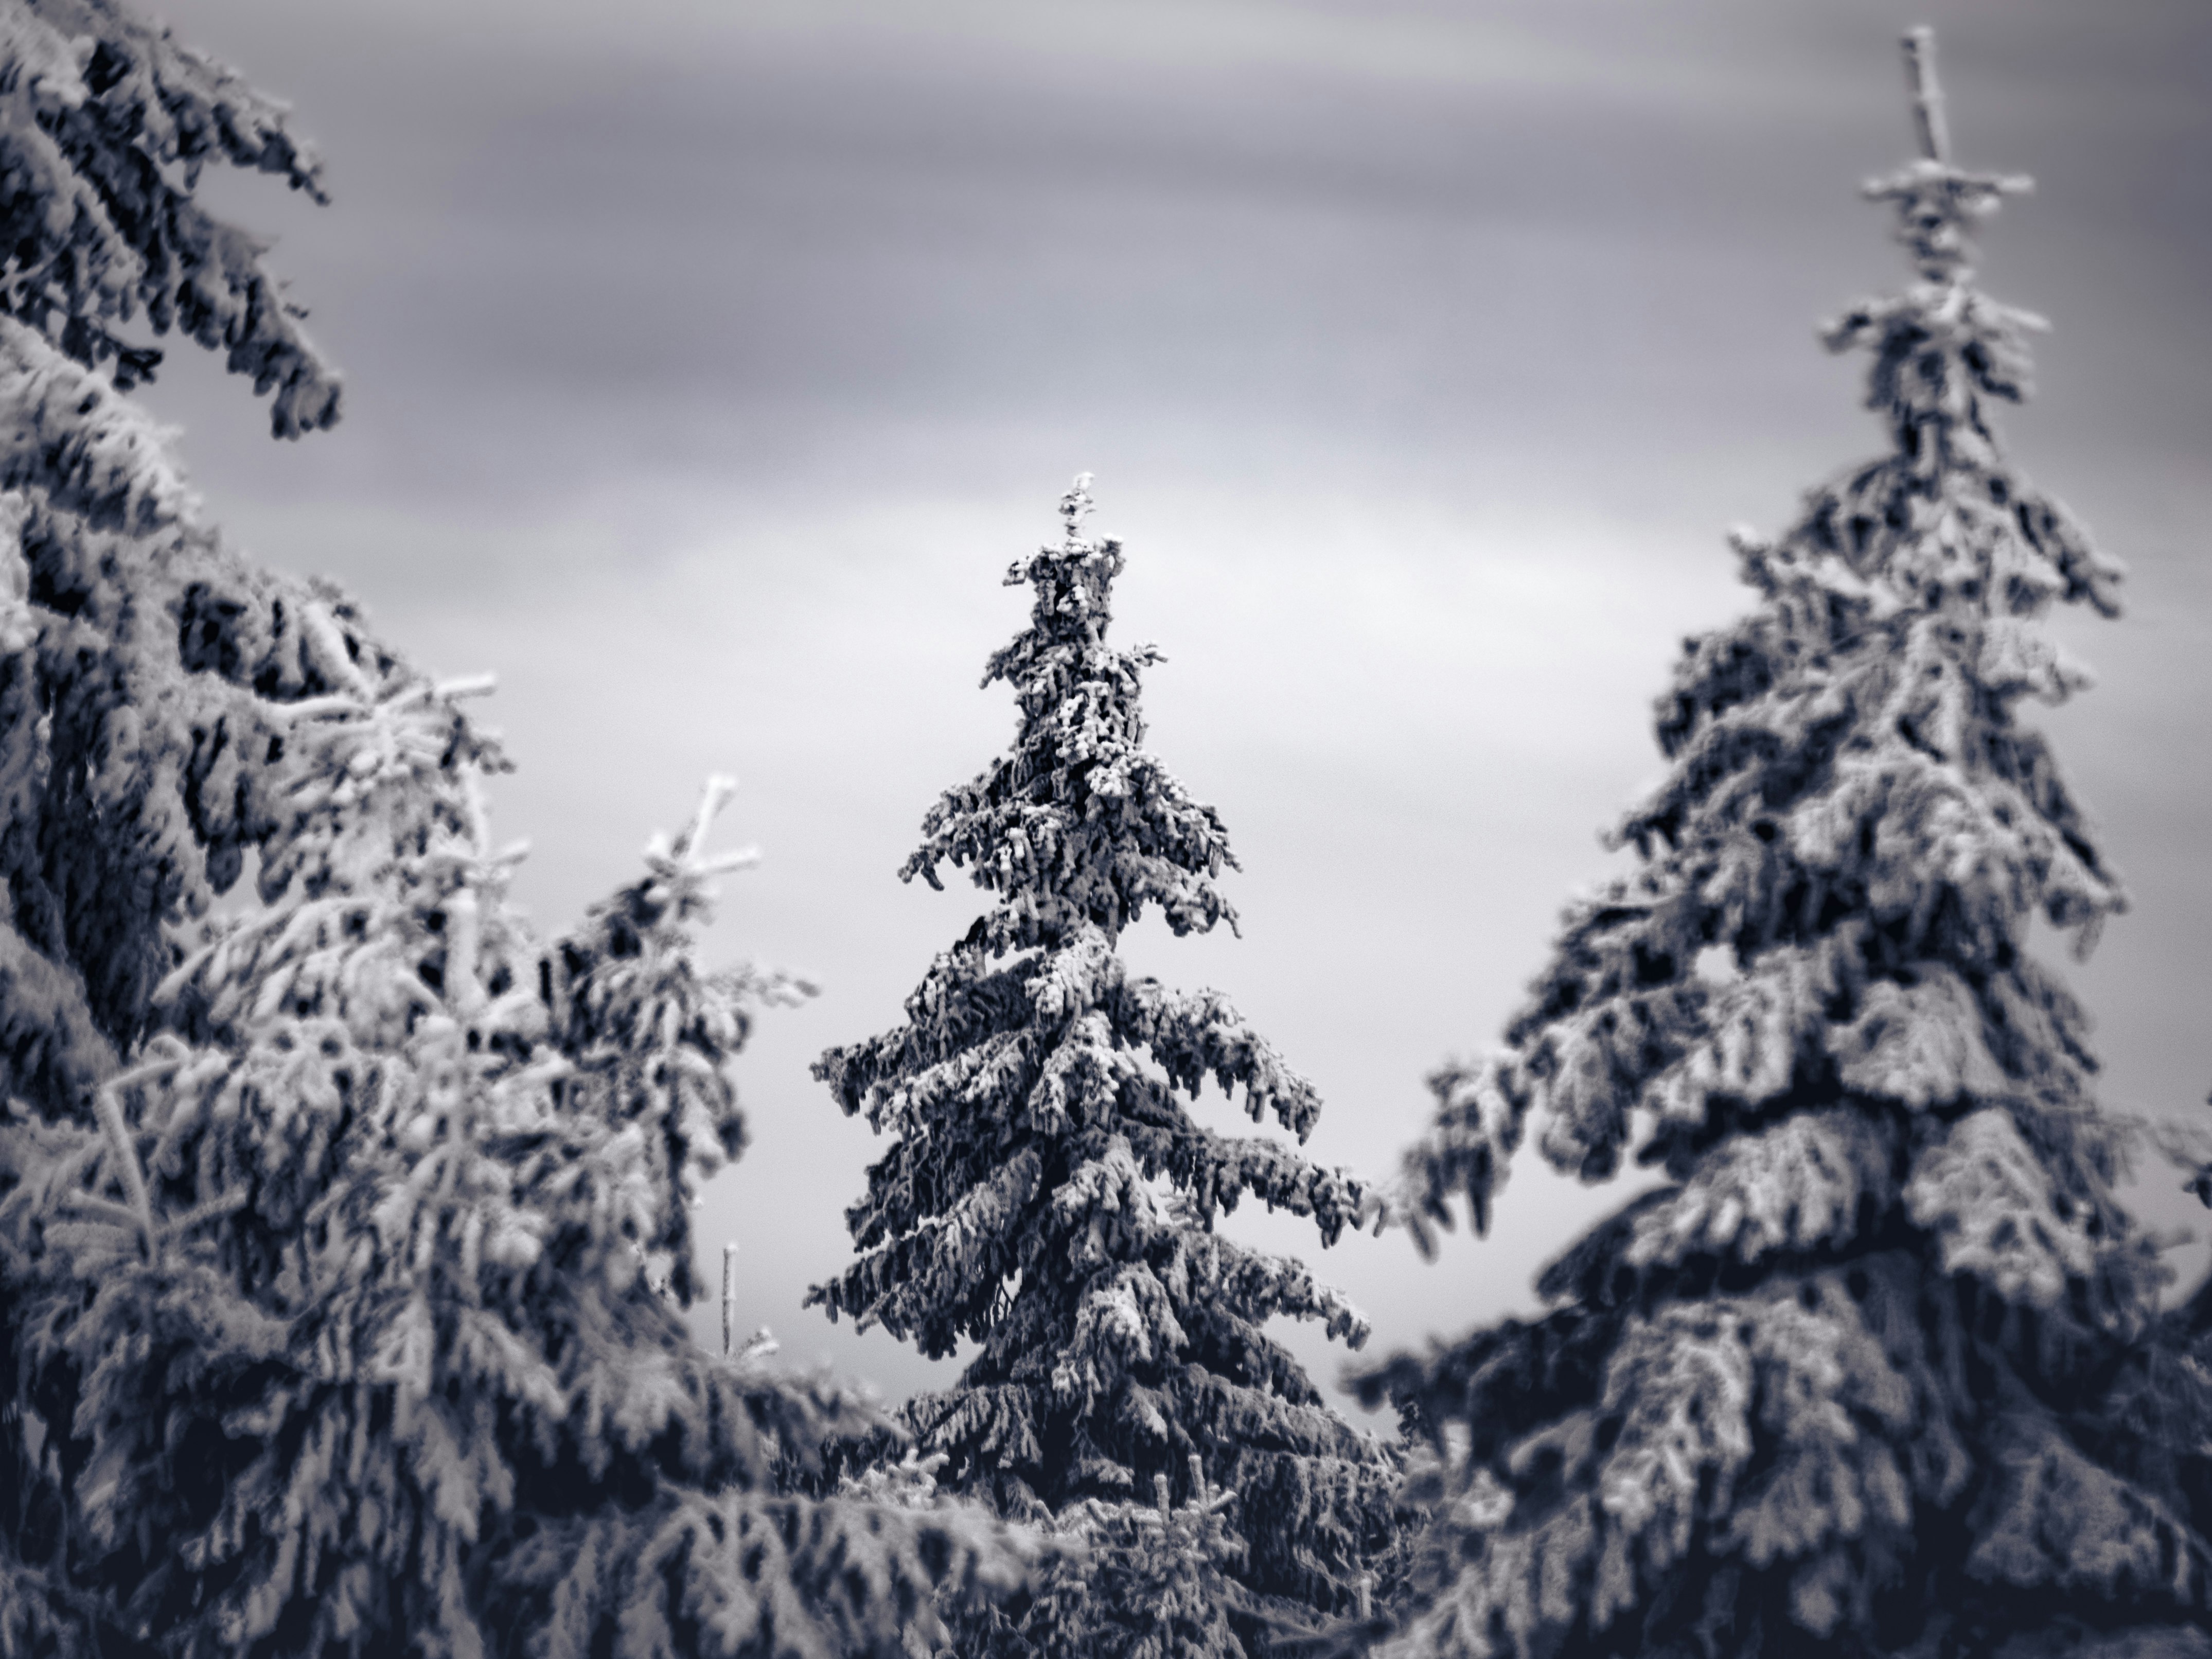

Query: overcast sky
[136,0,2211,1414]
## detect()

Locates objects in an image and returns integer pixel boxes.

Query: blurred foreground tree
[0,2,1031,1653]
[1358,32,2212,1659]
[810,477,1400,1654]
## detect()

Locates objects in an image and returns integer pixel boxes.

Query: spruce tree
[810,476,1399,1651]
[1358,32,2212,1659]
[0,3,1030,1652]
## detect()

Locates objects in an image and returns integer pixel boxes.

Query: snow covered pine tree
[810,476,1400,1654]
[0,2,1028,1653]
[1356,31,2212,1659]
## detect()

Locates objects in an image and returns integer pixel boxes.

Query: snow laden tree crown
[0,3,1033,1653]
[811,478,1399,1651]
[1361,32,2212,1659]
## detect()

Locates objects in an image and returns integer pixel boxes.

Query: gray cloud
[137,0,2212,1402]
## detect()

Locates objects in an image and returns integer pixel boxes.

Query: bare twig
[1902,27,1951,164]
[723,1240,739,1357]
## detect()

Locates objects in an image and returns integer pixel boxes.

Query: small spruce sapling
[811,477,1398,1651]
[1014,1456,1250,1659]
[1358,33,2212,1659]
[6,689,1037,1656]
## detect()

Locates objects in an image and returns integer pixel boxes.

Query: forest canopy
[4,3,2209,1657]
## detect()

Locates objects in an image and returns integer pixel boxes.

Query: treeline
[2,4,2210,1655]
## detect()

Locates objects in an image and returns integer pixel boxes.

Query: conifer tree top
[905,473,1240,956]
[1405,23,2130,1241]
[1821,25,2086,522]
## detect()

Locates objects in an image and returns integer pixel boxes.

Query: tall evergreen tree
[0,3,1030,1652]
[1357,32,2212,1659]
[810,476,1399,1651]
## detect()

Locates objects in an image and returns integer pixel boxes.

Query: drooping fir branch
[1,0,341,432]
[812,478,1396,1649]
[0,0,378,1100]
[1362,32,2212,1659]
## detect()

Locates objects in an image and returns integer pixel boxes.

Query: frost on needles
[1359,32,2212,1659]
[0,4,1033,1654]
[810,477,1400,1653]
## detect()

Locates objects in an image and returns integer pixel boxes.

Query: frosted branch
[722,1239,738,1357]
[89,1049,191,1255]
[299,602,375,701]
[1059,471,1095,548]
